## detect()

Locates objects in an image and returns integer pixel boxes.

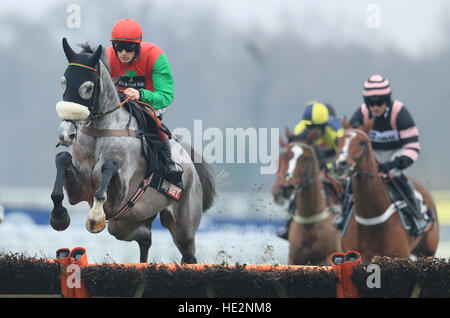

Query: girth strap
[107,173,154,222]
[81,126,139,138]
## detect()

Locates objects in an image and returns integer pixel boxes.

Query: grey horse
[50,38,215,263]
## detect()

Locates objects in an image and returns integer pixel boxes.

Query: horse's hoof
[181,256,197,264]
[86,217,106,234]
[50,209,71,231]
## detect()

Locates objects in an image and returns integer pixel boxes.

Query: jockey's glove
[379,156,414,173]
[378,161,395,173]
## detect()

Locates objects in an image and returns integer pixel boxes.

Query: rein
[293,164,323,193]
[283,142,330,224]
[341,129,393,226]
[340,129,379,178]
[65,63,164,221]
[291,143,323,193]
[86,95,132,123]
[67,62,163,131]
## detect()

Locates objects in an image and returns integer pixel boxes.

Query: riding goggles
[113,41,139,53]
[364,96,387,107]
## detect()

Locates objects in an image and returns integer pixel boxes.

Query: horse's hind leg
[413,206,439,257]
[162,205,200,264]
[86,160,119,233]
[411,181,440,257]
[137,215,157,263]
[50,151,73,231]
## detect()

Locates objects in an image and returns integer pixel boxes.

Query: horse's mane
[78,42,111,73]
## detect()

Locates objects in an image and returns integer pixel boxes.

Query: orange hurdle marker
[331,251,362,298]
[56,247,90,298]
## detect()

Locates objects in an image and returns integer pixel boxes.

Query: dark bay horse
[334,118,439,262]
[50,38,215,263]
[272,129,341,265]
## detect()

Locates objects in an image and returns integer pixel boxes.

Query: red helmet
[110,18,142,43]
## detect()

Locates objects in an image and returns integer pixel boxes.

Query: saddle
[338,176,431,236]
[381,176,432,235]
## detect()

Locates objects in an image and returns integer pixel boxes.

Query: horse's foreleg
[86,160,119,233]
[50,151,73,231]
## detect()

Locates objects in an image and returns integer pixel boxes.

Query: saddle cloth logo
[158,179,183,201]
[161,180,183,200]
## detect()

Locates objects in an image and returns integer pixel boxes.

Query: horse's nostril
[69,134,76,140]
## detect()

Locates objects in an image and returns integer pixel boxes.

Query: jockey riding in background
[293,101,344,171]
[277,100,344,240]
[333,74,431,236]
[106,18,183,184]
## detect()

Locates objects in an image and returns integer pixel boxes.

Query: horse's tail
[179,141,216,212]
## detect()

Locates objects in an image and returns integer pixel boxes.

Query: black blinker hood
[61,37,102,109]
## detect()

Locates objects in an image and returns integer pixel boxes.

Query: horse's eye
[61,76,66,94]
[359,140,366,146]
[79,81,95,100]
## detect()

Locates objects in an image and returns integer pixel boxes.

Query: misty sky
[0,0,448,58]
[0,0,449,190]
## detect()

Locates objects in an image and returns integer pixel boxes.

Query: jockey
[106,18,183,184]
[334,74,430,236]
[293,100,344,170]
[276,100,344,240]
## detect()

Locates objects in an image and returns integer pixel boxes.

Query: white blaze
[337,131,357,164]
[286,145,303,179]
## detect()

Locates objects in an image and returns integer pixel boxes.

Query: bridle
[279,142,333,225]
[60,62,165,222]
[337,129,379,178]
[338,128,395,227]
[279,143,323,199]
[64,62,164,136]
[66,62,102,121]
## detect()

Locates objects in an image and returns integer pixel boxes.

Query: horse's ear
[88,44,103,67]
[342,116,351,129]
[285,127,294,140]
[279,135,288,148]
[62,37,75,62]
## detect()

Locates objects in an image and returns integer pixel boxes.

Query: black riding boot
[392,175,420,216]
[276,199,296,240]
[392,174,429,236]
[161,140,184,184]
